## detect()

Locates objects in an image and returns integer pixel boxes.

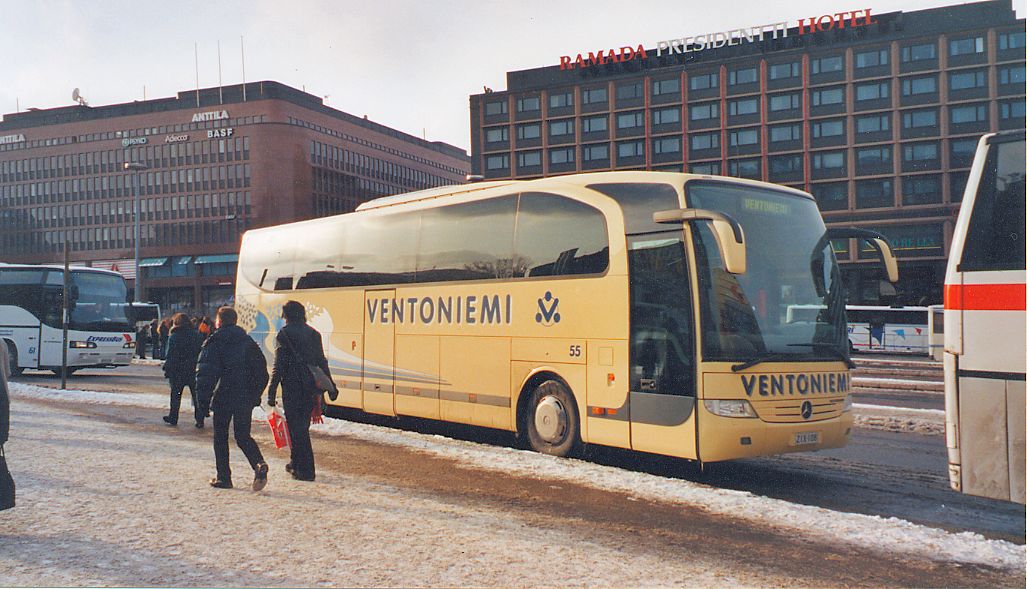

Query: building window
[856,179,894,208]
[1001,101,1026,119]
[811,87,844,106]
[855,81,889,101]
[902,175,942,205]
[549,92,572,109]
[813,151,845,170]
[690,162,720,175]
[769,154,802,174]
[857,146,892,165]
[582,87,607,105]
[550,119,575,136]
[517,151,541,168]
[950,104,987,124]
[812,119,845,138]
[902,109,938,129]
[690,132,720,150]
[950,138,979,162]
[856,113,890,133]
[728,158,760,178]
[616,111,644,129]
[729,128,759,147]
[768,93,800,112]
[582,116,608,133]
[855,49,889,68]
[486,154,509,170]
[728,97,759,116]
[769,62,799,80]
[949,36,985,56]
[616,82,643,101]
[485,101,508,116]
[654,137,681,155]
[652,79,679,96]
[902,43,936,62]
[516,96,540,113]
[617,140,644,158]
[902,75,937,96]
[652,107,680,125]
[999,65,1026,85]
[949,70,987,91]
[903,142,939,162]
[517,123,541,140]
[689,72,718,91]
[549,147,575,165]
[485,127,509,143]
[769,123,801,142]
[811,182,849,211]
[729,66,758,85]
[999,31,1026,50]
[689,102,719,121]
[812,56,844,74]
[583,144,608,161]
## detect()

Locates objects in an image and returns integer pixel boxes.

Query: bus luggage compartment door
[362,289,396,416]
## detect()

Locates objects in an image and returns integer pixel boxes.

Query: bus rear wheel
[525,379,581,457]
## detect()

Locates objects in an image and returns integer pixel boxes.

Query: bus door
[362,289,396,416]
[627,234,699,459]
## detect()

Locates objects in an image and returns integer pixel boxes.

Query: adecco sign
[559,8,879,70]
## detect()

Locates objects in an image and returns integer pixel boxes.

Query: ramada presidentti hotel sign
[559,8,879,70]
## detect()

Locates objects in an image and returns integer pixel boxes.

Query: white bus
[237,172,897,462]
[846,305,931,355]
[944,129,1026,504]
[0,264,136,376]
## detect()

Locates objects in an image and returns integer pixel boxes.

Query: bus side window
[961,139,1027,272]
[515,193,610,278]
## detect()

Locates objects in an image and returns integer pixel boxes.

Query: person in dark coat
[195,306,268,491]
[162,313,205,428]
[267,300,332,482]
[158,319,172,360]
[134,323,149,359]
[149,319,161,360]
[0,339,10,448]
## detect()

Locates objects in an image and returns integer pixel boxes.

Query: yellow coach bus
[236,172,898,462]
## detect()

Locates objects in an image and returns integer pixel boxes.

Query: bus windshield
[69,271,132,332]
[687,181,847,363]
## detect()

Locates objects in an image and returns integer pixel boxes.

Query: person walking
[134,322,149,360]
[157,319,172,361]
[162,313,205,428]
[199,316,214,341]
[195,306,269,491]
[149,319,160,360]
[267,300,332,482]
[0,338,14,511]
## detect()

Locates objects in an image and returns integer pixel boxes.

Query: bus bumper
[699,410,853,463]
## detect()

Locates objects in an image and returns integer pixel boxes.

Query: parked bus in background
[846,305,931,355]
[237,172,897,463]
[944,129,1026,504]
[0,264,135,377]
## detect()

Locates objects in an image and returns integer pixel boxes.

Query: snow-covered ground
[5,381,1023,581]
[853,403,944,436]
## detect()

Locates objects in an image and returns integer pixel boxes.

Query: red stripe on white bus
[944,283,1027,311]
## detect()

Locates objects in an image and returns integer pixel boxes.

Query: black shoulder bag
[280,331,338,401]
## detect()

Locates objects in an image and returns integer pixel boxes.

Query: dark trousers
[212,403,265,483]
[168,378,201,424]
[284,391,316,478]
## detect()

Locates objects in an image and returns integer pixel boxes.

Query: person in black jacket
[162,313,205,427]
[195,306,268,491]
[0,338,9,449]
[267,300,331,482]
[135,323,149,359]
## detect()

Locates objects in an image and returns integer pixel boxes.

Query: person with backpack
[162,313,205,428]
[266,300,333,482]
[195,306,269,491]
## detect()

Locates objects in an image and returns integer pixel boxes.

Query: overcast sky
[1,0,1022,152]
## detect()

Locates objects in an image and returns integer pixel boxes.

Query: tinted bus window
[417,196,517,282]
[587,183,680,235]
[961,138,1026,272]
[515,193,609,277]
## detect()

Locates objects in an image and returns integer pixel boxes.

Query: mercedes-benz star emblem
[801,400,813,420]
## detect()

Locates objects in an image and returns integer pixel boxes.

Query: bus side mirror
[825,228,899,283]
[654,208,747,274]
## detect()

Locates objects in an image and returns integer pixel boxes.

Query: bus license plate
[794,432,820,446]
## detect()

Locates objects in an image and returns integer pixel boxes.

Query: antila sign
[559,8,878,70]
[191,110,229,123]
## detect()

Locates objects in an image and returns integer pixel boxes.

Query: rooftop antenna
[194,42,200,107]
[72,88,88,106]
[240,35,247,102]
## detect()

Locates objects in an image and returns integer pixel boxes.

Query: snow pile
[853,403,945,436]
[131,358,165,366]
[9,382,1024,573]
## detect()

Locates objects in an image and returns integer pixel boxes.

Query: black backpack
[246,339,270,405]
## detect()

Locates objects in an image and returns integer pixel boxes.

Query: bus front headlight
[703,399,757,418]
[69,341,97,349]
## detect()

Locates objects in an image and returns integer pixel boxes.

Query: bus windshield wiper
[787,343,855,368]
[731,353,800,372]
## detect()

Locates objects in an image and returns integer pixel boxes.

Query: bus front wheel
[526,379,581,457]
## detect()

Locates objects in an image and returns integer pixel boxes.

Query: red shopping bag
[310,397,323,425]
[267,407,291,449]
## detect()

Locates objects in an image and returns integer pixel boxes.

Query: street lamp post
[124,162,148,302]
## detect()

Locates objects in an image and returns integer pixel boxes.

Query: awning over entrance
[138,257,169,267]
[171,256,193,265]
[193,254,239,265]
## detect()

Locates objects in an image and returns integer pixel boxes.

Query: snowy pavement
[3,381,1022,587]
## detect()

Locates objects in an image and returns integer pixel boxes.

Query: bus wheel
[526,379,581,457]
[5,341,22,377]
